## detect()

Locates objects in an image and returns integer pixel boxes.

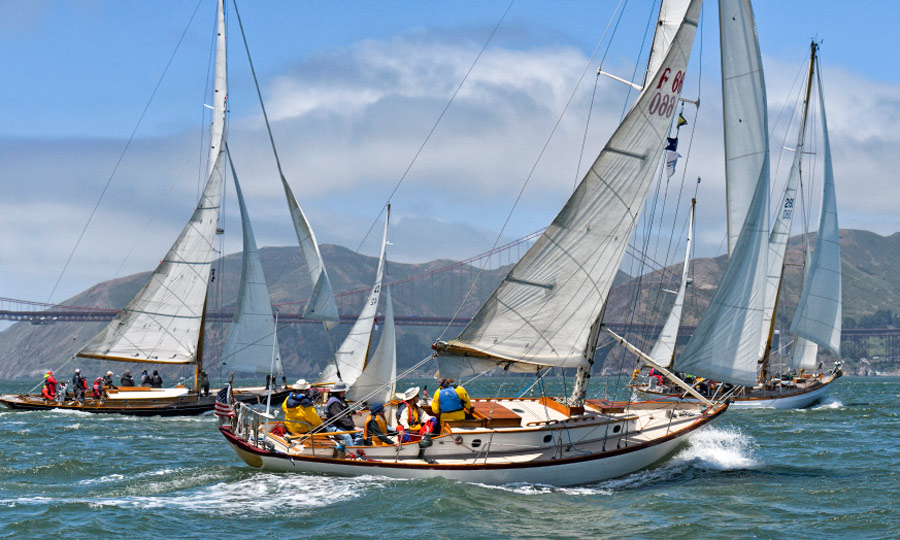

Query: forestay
[790,65,841,356]
[346,286,397,404]
[221,160,282,375]
[317,207,391,386]
[720,0,768,257]
[435,0,702,377]
[76,0,228,365]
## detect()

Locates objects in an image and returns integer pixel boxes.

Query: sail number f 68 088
[648,69,685,118]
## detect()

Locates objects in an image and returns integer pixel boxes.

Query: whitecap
[474,482,613,496]
[811,397,843,410]
[672,425,758,470]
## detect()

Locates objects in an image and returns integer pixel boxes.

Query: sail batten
[436,0,703,377]
[75,0,228,366]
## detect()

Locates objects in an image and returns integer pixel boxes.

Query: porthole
[472,439,482,448]
[543,434,552,443]
[613,425,621,433]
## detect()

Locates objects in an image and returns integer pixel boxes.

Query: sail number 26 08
[648,68,685,118]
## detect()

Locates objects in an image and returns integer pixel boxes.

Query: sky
[1,0,898,306]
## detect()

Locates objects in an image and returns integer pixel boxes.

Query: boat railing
[232,401,279,448]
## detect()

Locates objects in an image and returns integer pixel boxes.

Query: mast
[758,41,817,381]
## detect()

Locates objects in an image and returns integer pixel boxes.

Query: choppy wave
[673,425,759,470]
[474,482,613,496]
[811,397,844,410]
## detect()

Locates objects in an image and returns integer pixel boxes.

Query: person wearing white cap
[102,370,117,390]
[281,379,322,434]
[324,381,360,449]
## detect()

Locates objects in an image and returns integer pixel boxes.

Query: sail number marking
[783,198,794,220]
[648,68,685,118]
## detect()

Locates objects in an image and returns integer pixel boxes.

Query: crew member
[324,381,359,446]
[140,370,151,387]
[43,370,58,399]
[431,378,473,423]
[102,371,117,390]
[149,370,163,388]
[72,369,86,402]
[362,403,396,446]
[120,370,135,387]
[281,379,322,434]
[198,370,210,397]
[395,386,429,442]
[92,377,106,399]
[41,381,55,401]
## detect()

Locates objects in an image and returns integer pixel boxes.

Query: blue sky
[1,0,897,305]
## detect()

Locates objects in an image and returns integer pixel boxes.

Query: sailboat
[0,0,292,415]
[219,0,729,487]
[634,2,841,409]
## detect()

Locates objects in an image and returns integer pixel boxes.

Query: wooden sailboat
[0,0,283,415]
[634,4,842,408]
[219,0,729,486]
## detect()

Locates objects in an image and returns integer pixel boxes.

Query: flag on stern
[214,384,234,418]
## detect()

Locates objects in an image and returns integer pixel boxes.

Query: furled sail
[346,286,396,404]
[281,178,340,329]
[76,0,228,365]
[720,0,768,257]
[221,155,282,375]
[790,64,841,356]
[644,0,693,89]
[317,206,391,385]
[674,0,771,386]
[434,0,702,377]
[649,199,695,368]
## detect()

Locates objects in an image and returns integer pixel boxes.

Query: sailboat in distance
[220,0,729,487]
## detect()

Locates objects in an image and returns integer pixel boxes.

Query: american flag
[214,384,233,418]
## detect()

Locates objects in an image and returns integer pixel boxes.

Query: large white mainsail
[317,206,391,386]
[76,0,228,365]
[720,0,768,257]
[649,199,695,368]
[221,154,282,375]
[435,0,702,377]
[673,0,770,387]
[790,62,841,356]
[346,286,397,404]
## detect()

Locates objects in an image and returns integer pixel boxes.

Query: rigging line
[437,0,630,342]
[573,72,602,192]
[353,0,517,254]
[45,0,205,306]
[617,0,657,122]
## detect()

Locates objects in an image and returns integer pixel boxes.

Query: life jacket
[41,384,53,400]
[437,387,463,413]
[92,379,103,398]
[45,375,58,395]
[281,396,322,434]
[363,413,389,446]
[397,401,422,429]
[419,417,439,435]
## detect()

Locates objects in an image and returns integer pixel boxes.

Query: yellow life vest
[282,397,322,434]
[363,414,390,446]
[399,401,422,430]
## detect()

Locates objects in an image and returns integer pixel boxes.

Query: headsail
[346,286,397,404]
[221,152,282,375]
[649,198,695,368]
[720,0,768,257]
[76,0,228,365]
[644,0,693,89]
[674,0,771,386]
[435,0,703,377]
[317,206,391,386]
[790,61,841,356]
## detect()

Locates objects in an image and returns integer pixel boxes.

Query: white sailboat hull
[220,398,727,486]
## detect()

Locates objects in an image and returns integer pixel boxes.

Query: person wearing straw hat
[281,379,322,435]
[395,386,429,442]
[324,381,360,448]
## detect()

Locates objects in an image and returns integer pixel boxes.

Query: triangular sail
[649,199,694,368]
[644,0,693,89]
[317,206,391,385]
[76,0,227,365]
[435,0,703,377]
[281,178,340,329]
[221,154,282,375]
[790,62,841,356]
[674,0,770,386]
[790,245,819,370]
[720,0,768,257]
[346,286,396,404]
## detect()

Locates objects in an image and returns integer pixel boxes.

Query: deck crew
[140,369,151,387]
[149,370,163,388]
[431,378,473,423]
[120,370,135,387]
[281,379,322,435]
[42,370,58,399]
[324,381,359,446]
[41,381,55,401]
[362,402,397,446]
[395,386,429,442]
[72,369,86,402]
[198,370,210,397]
[92,377,106,399]
[102,371,117,390]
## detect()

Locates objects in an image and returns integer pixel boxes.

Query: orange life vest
[363,413,389,446]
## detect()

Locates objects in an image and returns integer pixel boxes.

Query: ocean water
[1,376,897,539]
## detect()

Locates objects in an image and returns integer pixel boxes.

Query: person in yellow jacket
[281,379,322,434]
[431,378,473,423]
